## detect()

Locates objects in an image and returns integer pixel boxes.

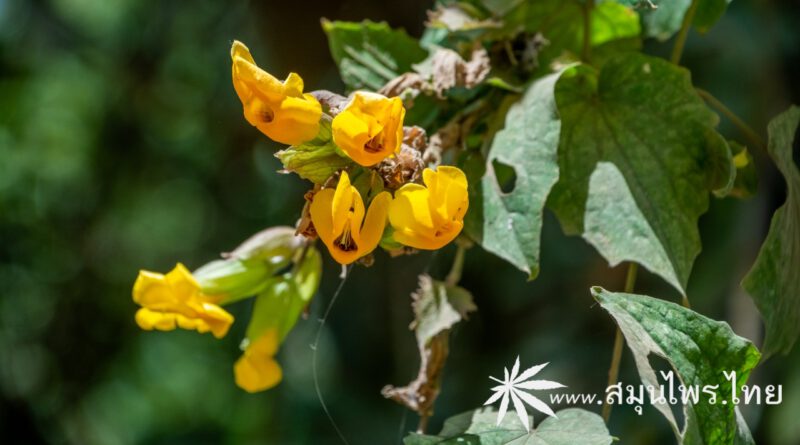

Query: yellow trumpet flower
[231,40,322,145]
[234,329,282,393]
[389,166,469,250]
[310,171,391,264]
[332,91,405,166]
[132,263,234,339]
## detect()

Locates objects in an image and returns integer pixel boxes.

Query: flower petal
[331,172,356,236]
[310,188,336,245]
[234,330,283,393]
[331,92,404,166]
[357,191,391,251]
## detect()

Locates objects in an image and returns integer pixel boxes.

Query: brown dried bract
[377,145,425,189]
[309,90,348,116]
[429,47,490,98]
[379,72,425,99]
[295,188,319,239]
[380,45,490,102]
[386,245,418,257]
[403,125,428,150]
[424,122,460,166]
[376,126,427,189]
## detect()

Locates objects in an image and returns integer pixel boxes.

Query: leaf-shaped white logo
[483,356,566,431]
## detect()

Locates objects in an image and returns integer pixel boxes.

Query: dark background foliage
[1,0,799,443]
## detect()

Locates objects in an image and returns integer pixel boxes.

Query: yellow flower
[310,171,391,264]
[332,91,405,166]
[234,329,282,393]
[389,166,469,250]
[231,40,322,145]
[133,263,233,339]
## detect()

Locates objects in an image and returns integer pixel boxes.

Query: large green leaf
[547,53,732,294]
[465,71,563,278]
[592,287,760,445]
[404,407,613,445]
[742,106,800,356]
[322,19,428,91]
[635,0,732,41]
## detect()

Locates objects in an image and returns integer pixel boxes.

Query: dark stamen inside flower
[261,107,275,123]
[364,135,383,153]
[334,228,358,252]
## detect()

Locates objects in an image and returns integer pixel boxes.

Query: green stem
[445,244,467,287]
[696,88,767,153]
[582,0,594,62]
[624,263,638,294]
[670,0,699,65]
[602,262,638,422]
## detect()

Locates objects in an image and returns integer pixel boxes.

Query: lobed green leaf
[593,287,760,445]
[465,70,563,278]
[547,53,733,294]
[742,105,800,356]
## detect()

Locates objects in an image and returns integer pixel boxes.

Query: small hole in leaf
[492,159,517,194]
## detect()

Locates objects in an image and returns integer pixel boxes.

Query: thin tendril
[312,265,353,445]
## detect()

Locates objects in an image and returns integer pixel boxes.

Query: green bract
[275,118,353,184]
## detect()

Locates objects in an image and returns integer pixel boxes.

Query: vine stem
[582,0,594,62]
[418,415,431,435]
[670,0,699,65]
[602,262,638,422]
[696,88,767,153]
[445,243,467,287]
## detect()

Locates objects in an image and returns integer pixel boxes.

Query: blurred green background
[1,0,799,443]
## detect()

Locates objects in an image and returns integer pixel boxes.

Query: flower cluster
[231,40,469,265]
[129,39,470,393]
